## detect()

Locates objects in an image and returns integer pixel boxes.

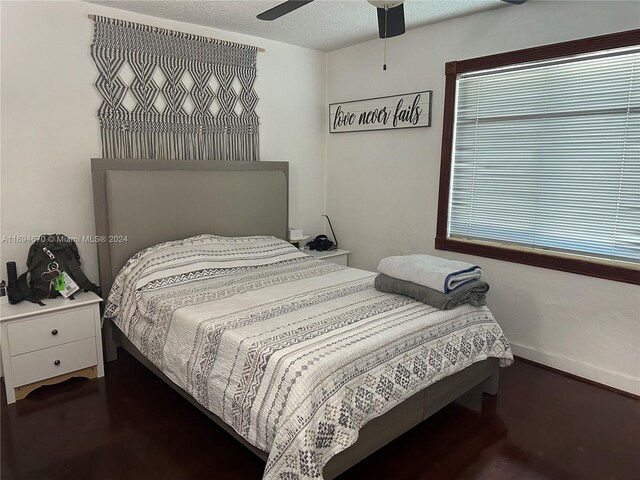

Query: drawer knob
[51,329,59,336]
[54,360,61,366]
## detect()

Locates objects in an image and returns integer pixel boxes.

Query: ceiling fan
[257,1,528,40]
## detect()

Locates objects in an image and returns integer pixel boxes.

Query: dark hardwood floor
[2,352,638,480]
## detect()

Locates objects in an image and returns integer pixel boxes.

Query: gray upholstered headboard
[91,158,289,297]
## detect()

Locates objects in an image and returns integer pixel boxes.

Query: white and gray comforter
[105,235,513,480]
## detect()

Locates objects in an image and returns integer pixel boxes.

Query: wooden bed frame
[91,158,500,479]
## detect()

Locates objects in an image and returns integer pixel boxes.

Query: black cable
[322,215,338,249]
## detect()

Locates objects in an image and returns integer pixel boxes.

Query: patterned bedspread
[105,235,513,480]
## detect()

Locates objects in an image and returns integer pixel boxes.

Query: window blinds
[449,47,640,264]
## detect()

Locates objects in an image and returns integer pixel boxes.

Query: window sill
[435,237,640,285]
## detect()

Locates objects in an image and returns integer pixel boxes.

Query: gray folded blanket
[375,273,489,310]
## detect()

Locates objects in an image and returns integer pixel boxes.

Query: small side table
[307,248,350,266]
[0,291,103,404]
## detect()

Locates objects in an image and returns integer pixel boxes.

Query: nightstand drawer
[10,338,97,387]
[307,249,350,266]
[7,306,96,356]
[323,255,348,266]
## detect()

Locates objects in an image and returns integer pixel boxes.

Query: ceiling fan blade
[377,3,405,39]
[501,0,527,4]
[257,0,314,21]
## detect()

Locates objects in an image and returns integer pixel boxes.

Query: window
[436,30,640,284]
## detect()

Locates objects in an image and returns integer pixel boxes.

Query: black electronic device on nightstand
[307,215,339,252]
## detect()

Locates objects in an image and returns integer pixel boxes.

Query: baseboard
[510,343,640,396]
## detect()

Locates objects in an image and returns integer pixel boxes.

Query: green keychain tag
[53,273,65,291]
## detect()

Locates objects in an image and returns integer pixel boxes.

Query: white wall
[0,0,327,286]
[326,1,640,394]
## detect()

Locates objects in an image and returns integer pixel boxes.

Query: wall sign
[329,91,432,133]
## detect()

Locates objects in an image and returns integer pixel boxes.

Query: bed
[91,158,513,480]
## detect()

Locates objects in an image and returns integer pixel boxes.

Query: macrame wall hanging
[90,16,260,161]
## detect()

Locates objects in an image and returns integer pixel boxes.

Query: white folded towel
[377,254,482,294]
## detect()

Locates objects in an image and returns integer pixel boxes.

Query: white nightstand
[0,291,103,404]
[307,248,350,266]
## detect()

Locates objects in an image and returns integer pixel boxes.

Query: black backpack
[15,234,101,305]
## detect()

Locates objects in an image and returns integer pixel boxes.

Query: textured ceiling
[85,0,511,52]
